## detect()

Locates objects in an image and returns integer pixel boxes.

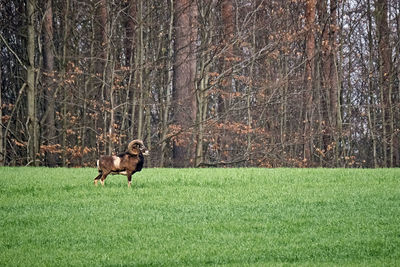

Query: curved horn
[127,139,144,154]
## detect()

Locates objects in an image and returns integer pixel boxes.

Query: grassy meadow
[0,167,399,266]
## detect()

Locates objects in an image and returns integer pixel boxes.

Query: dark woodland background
[0,0,399,168]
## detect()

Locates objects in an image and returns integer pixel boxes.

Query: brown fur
[94,140,148,187]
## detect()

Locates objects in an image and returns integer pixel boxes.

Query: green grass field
[0,167,399,266]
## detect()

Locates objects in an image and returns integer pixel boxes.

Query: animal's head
[127,140,149,156]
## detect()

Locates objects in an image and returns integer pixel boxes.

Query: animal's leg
[127,172,133,188]
[94,173,102,186]
[100,171,110,186]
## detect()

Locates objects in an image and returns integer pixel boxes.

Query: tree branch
[0,33,27,70]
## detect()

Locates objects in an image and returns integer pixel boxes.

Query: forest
[0,0,399,168]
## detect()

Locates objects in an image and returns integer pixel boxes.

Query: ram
[94,140,149,187]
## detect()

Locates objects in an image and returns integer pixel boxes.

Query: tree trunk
[0,55,3,166]
[375,0,393,167]
[219,0,235,163]
[248,3,257,165]
[195,2,212,166]
[304,0,316,164]
[60,0,70,166]
[173,0,197,167]
[221,0,234,94]
[160,0,174,167]
[95,0,109,154]
[26,0,38,166]
[367,0,378,168]
[137,0,144,140]
[329,0,339,133]
[395,0,400,166]
[42,0,57,166]
[127,2,138,142]
[122,0,136,151]
[108,60,116,154]
[318,0,341,166]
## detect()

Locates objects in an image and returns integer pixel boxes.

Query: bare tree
[0,53,3,166]
[172,0,198,167]
[42,0,57,166]
[304,0,316,164]
[26,0,38,166]
[375,0,393,167]
[0,0,399,168]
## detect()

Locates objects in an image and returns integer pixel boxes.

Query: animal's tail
[94,160,102,181]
